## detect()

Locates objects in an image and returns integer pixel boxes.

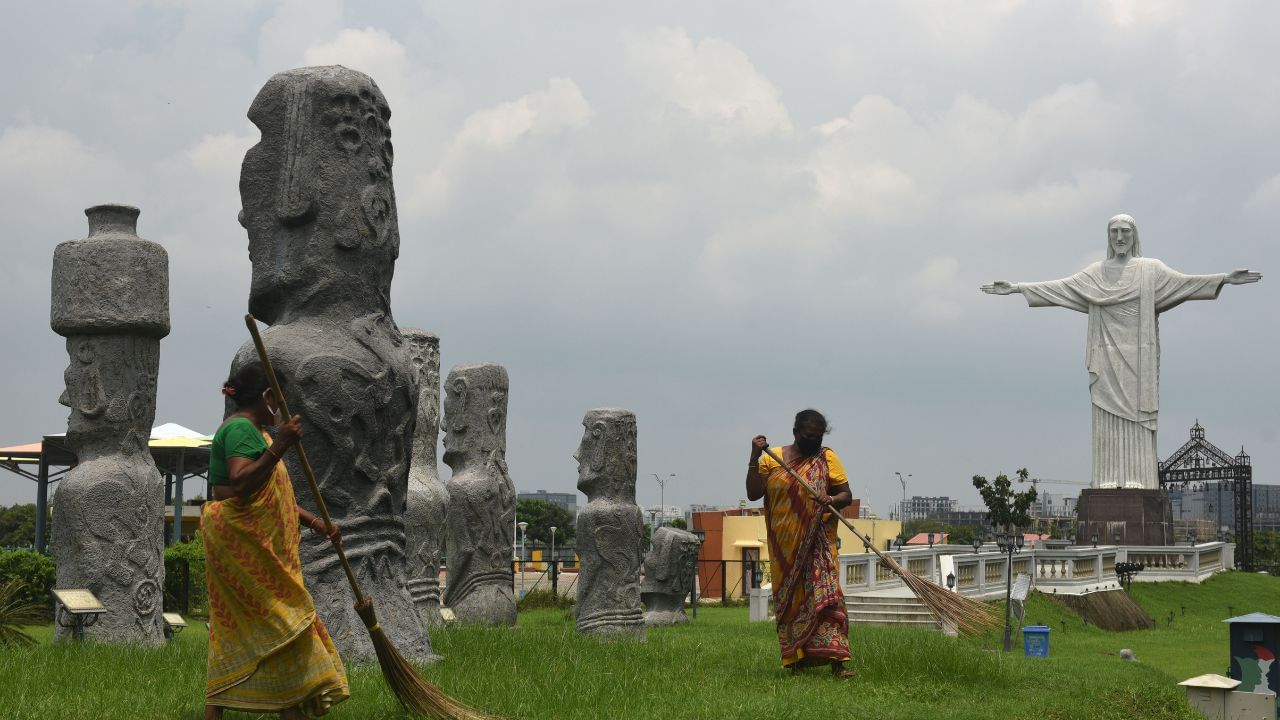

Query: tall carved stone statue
[982,214,1261,490]
[228,66,432,661]
[50,204,168,644]
[442,363,517,625]
[641,526,701,627]
[575,408,645,638]
[402,328,448,626]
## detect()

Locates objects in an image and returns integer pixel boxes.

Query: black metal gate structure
[1158,421,1254,570]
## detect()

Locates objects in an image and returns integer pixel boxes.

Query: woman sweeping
[202,363,349,719]
[747,409,855,678]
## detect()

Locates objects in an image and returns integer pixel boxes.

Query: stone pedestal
[1075,488,1173,546]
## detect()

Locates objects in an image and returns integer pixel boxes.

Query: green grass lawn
[2,572,1276,720]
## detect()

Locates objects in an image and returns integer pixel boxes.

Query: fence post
[720,560,728,606]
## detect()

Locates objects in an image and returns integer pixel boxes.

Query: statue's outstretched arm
[980,281,1021,295]
[1225,269,1263,286]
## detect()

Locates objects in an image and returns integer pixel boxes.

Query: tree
[668,517,687,530]
[972,468,1037,533]
[947,525,977,547]
[0,504,47,549]
[515,499,575,546]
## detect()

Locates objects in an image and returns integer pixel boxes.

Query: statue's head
[574,408,637,500]
[239,65,399,322]
[402,328,440,388]
[442,363,508,468]
[1106,214,1141,259]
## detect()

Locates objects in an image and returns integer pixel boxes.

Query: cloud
[303,27,411,104]
[0,125,119,202]
[625,27,792,142]
[408,78,593,217]
[910,256,970,322]
[1246,173,1280,209]
[961,169,1131,223]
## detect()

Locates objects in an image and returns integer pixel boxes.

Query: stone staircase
[845,591,943,631]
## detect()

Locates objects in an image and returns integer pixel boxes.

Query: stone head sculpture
[443,363,509,470]
[52,204,169,458]
[239,65,398,323]
[402,328,440,464]
[575,408,637,502]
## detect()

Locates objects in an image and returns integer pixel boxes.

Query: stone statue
[641,526,701,626]
[228,66,432,661]
[402,328,448,626]
[50,204,168,644]
[982,214,1261,490]
[442,363,517,625]
[574,408,645,638]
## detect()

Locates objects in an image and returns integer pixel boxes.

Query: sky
[0,1,1276,518]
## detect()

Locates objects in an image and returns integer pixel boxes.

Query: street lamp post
[517,521,529,597]
[894,472,911,521]
[652,473,674,528]
[997,529,1025,652]
[549,526,558,567]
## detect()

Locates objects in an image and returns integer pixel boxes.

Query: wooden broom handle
[761,446,893,563]
[245,314,366,603]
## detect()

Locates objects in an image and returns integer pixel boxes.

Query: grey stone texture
[50,204,168,645]
[442,363,517,625]
[402,328,448,627]
[228,66,432,661]
[575,408,646,638]
[641,526,701,626]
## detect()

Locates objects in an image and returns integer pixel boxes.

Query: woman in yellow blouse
[747,409,854,677]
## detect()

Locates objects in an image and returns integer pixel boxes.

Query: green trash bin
[1023,626,1050,657]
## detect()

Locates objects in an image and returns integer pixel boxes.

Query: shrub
[164,533,207,618]
[0,579,43,647]
[517,588,573,611]
[0,549,55,620]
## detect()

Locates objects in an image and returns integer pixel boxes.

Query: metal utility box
[1225,614,1280,697]
[1022,625,1050,657]
[1181,674,1240,720]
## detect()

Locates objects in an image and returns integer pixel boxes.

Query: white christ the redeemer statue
[982,214,1261,490]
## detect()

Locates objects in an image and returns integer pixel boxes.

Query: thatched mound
[1052,590,1154,631]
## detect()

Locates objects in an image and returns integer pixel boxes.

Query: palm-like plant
[0,578,45,648]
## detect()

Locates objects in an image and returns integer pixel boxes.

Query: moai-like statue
[575,408,645,638]
[50,204,168,644]
[402,328,448,626]
[641,526,702,627]
[228,66,432,661]
[442,363,517,625]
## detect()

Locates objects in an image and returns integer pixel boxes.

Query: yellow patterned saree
[201,430,348,715]
[758,447,851,668]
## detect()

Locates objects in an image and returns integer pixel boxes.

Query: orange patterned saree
[201,430,349,714]
[759,447,850,667]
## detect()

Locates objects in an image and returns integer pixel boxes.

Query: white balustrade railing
[838,542,1233,599]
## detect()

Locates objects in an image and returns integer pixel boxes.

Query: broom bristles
[879,554,998,636]
[369,627,495,720]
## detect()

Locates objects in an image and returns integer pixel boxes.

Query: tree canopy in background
[515,499,575,546]
[0,504,45,549]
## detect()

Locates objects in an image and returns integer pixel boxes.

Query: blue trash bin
[1023,625,1050,657]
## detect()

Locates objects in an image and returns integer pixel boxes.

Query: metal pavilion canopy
[0,422,212,551]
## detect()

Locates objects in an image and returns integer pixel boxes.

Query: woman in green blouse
[201,363,347,719]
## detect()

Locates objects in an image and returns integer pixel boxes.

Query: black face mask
[796,436,822,456]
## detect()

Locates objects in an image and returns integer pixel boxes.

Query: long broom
[245,314,494,720]
[761,446,997,636]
